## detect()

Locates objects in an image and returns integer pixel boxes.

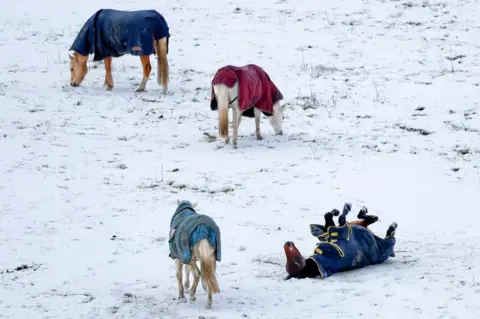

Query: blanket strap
[176,205,196,215]
[229,96,238,105]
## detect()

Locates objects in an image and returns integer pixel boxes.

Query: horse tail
[155,37,169,93]
[198,239,220,294]
[213,84,230,139]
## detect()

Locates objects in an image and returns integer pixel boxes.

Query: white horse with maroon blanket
[210,64,284,148]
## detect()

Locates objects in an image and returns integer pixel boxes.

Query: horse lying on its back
[285,203,398,279]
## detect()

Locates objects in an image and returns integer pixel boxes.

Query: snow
[1,0,480,317]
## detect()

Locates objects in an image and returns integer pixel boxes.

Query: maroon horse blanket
[210,64,283,118]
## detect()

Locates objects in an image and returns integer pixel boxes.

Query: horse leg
[188,257,201,304]
[136,55,152,92]
[254,108,263,140]
[357,206,379,226]
[175,259,186,303]
[338,202,352,226]
[232,104,242,149]
[104,57,114,91]
[386,222,398,238]
[184,263,190,289]
[324,209,339,229]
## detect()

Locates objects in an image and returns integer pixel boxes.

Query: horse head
[69,52,88,87]
[176,199,198,209]
[283,241,306,278]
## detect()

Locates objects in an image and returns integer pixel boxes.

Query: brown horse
[285,203,398,280]
[69,9,169,93]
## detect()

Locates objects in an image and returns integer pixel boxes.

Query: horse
[210,64,284,148]
[168,199,221,309]
[69,9,169,93]
[284,202,398,279]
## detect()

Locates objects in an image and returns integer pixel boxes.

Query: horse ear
[176,199,180,205]
[192,202,198,208]
[68,54,74,60]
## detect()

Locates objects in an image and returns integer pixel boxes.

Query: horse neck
[170,205,196,225]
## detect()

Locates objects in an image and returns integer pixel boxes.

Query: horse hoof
[177,296,187,304]
[386,222,398,237]
[344,202,352,212]
[256,135,263,140]
[205,304,213,310]
[136,88,145,92]
[233,144,238,149]
[331,209,340,216]
[357,206,368,218]
[189,296,196,304]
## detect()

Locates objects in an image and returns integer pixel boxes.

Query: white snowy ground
[1,0,480,318]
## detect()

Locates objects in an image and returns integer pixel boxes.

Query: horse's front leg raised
[254,108,263,140]
[338,202,352,226]
[104,57,114,91]
[137,55,152,92]
[175,259,187,303]
[232,104,242,148]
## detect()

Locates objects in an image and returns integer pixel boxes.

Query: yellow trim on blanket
[315,242,345,258]
[330,242,344,257]
[327,223,353,241]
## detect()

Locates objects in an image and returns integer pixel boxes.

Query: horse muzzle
[284,241,298,254]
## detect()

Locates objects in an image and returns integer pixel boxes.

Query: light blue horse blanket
[70,9,170,61]
[168,201,221,264]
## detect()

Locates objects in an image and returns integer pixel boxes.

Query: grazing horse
[168,200,221,309]
[69,9,169,92]
[284,203,398,279]
[210,64,284,148]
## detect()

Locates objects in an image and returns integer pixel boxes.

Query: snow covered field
[1,0,480,318]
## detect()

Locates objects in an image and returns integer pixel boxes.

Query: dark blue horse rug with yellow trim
[310,223,396,278]
[168,201,221,264]
[70,9,170,61]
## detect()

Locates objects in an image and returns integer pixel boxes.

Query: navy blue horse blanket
[70,9,170,61]
[168,201,222,264]
[309,223,396,279]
